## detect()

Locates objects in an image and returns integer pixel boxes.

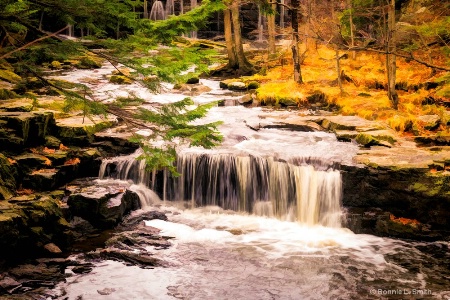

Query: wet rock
[56,115,116,146]
[0,111,55,151]
[238,94,253,105]
[0,154,18,200]
[0,276,21,293]
[72,265,93,274]
[186,77,200,84]
[119,210,168,229]
[90,248,164,268]
[67,179,141,228]
[97,287,116,295]
[9,263,64,282]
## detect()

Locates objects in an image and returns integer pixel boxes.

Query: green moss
[50,61,62,69]
[76,56,103,69]
[0,89,19,100]
[0,69,21,83]
[247,81,260,90]
[109,75,132,84]
[355,133,377,146]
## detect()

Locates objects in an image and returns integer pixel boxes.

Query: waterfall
[149,0,166,20]
[100,150,343,228]
[166,0,175,17]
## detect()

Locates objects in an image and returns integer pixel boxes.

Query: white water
[57,205,450,299]
[149,0,166,20]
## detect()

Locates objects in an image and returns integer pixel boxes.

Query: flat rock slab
[354,146,450,169]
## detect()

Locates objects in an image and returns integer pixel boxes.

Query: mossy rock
[246,81,260,90]
[0,69,22,83]
[50,61,63,70]
[76,56,103,69]
[0,98,33,111]
[278,98,298,107]
[0,153,18,200]
[186,77,200,84]
[228,82,247,91]
[0,88,19,100]
[109,75,132,84]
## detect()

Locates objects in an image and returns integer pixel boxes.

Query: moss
[0,69,22,83]
[0,89,19,100]
[76,56,103,69]
[247,81,260,90]
[50,61,62,69]
[109,75,132,84]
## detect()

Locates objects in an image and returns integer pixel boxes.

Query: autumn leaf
[64,158,80,165]
[59,144,69,151]
[43,147,56,154]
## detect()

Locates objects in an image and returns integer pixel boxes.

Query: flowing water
[54,66,450,299]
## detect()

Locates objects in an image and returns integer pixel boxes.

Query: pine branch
[0,25,69,60]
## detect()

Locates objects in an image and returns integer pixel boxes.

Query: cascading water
[100,150,343,228]
[149,0,166,20]
[165,0,175,17]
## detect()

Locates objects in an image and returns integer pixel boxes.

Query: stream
[53,65,450,299]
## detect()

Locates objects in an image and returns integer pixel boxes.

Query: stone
[418,114,440,130]
[0,276,21,292]
[0,111,55,150]
[186,77,200,84]
[56,115,116,146]
[67,179,141,228]
[0,98,33,111]
[98,288,116,295]
[44,243,62,254]
[109,75,132,84]
[238,94,253,105]
[227,81,247,91]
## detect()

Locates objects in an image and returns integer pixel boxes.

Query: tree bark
[267,2,276,54]
[224,8,237,68]
[386,0,398,109]
[291,0,303,83]
[348,0,356,59]
[230,0,254,74]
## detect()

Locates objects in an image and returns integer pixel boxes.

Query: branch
[268,1,292,10]
[0,26,69,60]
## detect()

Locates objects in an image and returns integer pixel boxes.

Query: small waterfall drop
[165,0,175,17]
[189,0,198,38]
[149,0,166,20]
[100,150,343,228]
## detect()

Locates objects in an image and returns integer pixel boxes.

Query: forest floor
[241,45,449,140]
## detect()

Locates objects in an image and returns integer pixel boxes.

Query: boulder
[238,94,253,105]
[67,179,141,228]
[227,82,247,91]
[186,77,200,84]
[0,111,55,151]
[418,114,440,130]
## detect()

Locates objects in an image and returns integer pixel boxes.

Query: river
[53,65,450,299]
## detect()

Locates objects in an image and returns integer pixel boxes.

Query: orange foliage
[390,214,420,227]
[43,147,56,154]
[44,158,52,166]
[59,144,69,150]
[17,188,34,195]
[7,158,16,164]
[64,158,80,165]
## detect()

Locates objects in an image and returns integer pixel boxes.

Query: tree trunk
[336,49,344,95]
[291,0,303,83]
[348,0,356,59]
[387,0,398,109]
[230,0,254,74]
[267,3,276,54]
[144,0,148,18]
[224,8,237,68]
